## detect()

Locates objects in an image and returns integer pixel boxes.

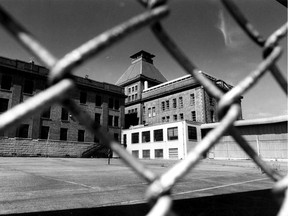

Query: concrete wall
[202,116,288,161]
[0,137,97,157]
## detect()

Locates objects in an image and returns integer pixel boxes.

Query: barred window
[173,98,177,108]
[161,101,165,111]
[154,129,163,142]
[142,131,150,143]
[167,127,178,140]
[179,97,183,108]
[190,93,195,106]
[191,111,196,121]
[131,132,139,144]
[155,149,163,158]
[142,150,150,158]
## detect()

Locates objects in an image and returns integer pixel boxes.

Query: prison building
[116,50,243,128]
[122,120,201,160]
[0,56,125,157]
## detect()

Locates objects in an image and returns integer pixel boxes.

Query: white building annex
[122,120,201,160]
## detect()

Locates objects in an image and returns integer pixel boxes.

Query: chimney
[130,50,155,64]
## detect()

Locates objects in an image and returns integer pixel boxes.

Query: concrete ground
[0,157,286,215]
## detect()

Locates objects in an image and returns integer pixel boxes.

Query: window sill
[0,89,12,93]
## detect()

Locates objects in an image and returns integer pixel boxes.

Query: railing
[0,0,287,215]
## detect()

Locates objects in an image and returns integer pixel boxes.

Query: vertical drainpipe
[182,121,186,159]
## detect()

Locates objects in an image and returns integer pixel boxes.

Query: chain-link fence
[0,0,287,215]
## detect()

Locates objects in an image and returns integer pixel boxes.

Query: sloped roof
[115,52,167,86]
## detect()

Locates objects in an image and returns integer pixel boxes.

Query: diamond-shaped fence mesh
[0,0,287,215]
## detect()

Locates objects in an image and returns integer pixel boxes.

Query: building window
[1,75,12,90]
[143,150,150,159]
[131,132,139,144]
[109,98,114,109]
[210,110,215,122]
[41,107,51,119]
[148,108,152,118]
[135,94,138,100]
[132,150,139,158]
[142,131,150,143]
[80,92,87,104]
[17,124,29,138]
[135,108,137,113]
[95,95,102,106]
[191,111,196,121]
[78,130,85,142]
[60,128,68,141]
[169,148,178,159]
[40,126,49,139]
[179,97,183,108]
[132,95,134,101]
[128,88,131,93]
[123,134,127,147]
[173,98,177,108]
[154,129,163,142]
[128,96,131,102]
[167,127,178,140]
[132,86,134,92]
[0,98,9,112]
[114,99,120,110]
[180,113,184,120]
[155,149,163,158]
[161,101,165,111]
[190,93,195,106]
[114,116,119,127]
[188,126,197,140]
[209,96,214,106]
[95,113,101,124]
[162,117,165,122]
[166,100,170,110]
[61,108,69,121]
[152,107,156,117]
[166,116,170,122]
[23,79,34,94]
[135,85,138,91]
[173,115,177,121]
[108,115,113,126]
[114,133,119,142]
[143,106,146,115]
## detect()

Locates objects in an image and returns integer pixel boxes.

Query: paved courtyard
[0,158,286,215]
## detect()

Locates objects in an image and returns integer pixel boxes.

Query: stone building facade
[0,56,125,157]
[116,50,242,128]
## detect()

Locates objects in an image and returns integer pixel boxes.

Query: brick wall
[0,138,97,157]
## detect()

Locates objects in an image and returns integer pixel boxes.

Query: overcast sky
[0,0,287,120]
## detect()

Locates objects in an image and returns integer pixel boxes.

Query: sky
[0,0,287,120]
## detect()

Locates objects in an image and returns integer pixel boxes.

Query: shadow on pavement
[8,189,279,216]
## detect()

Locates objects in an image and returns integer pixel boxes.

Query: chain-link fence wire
[0,0,287,215]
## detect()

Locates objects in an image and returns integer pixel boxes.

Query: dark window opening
[108,115,113,126]
[80,92,87,104]
[142,131,150,143]
[114,116,119,127]
[41,107,51,119]
[123,134,127,147]
[17,124,29,138]
[114,133,119,142]
[143,150,150,159]
[95,113,101,124]
[0,98,9,112]
[95,95,102,106]
[40,126,49,139]
[60,128,68,141]
[23,79,34,94]
[61,108,69,121]
[188,126,197,140]
[131,132,139,144]
[1,75,12,90]
[108,98,114,109]
[154,129,163,142]
[155,149,163,158]
[114,99,120,110]
[78,130,85,142]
